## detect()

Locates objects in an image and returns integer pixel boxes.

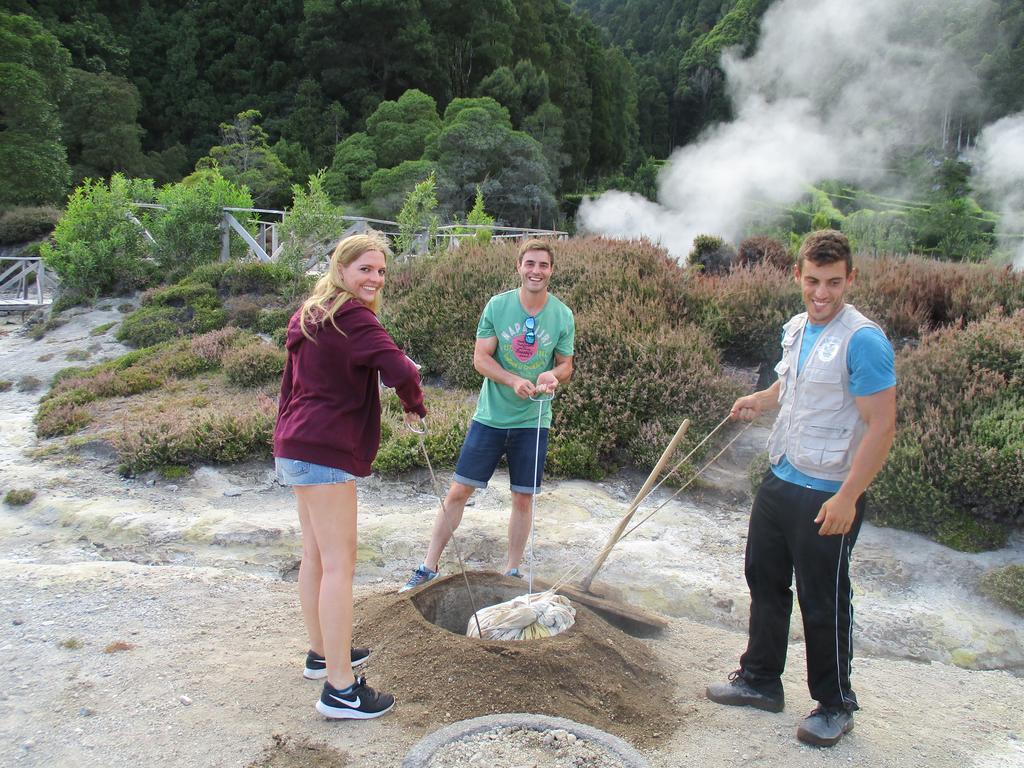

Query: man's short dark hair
[517,238,555,266]
[798,230,852,274]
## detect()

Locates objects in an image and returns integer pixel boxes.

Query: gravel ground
[424,726,628,768]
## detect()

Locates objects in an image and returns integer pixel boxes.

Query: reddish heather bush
[116,395,276,473]
[679,263,800,364]
[386,238,739,475]
[36,403,92,438]
[190,327,243,365]
[736,235,790,271]
[849,255,1024,340]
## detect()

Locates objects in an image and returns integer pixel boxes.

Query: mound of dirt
[353,572,682,746]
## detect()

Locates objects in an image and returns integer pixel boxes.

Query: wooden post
[220,215,231,262]
[578,419,690,593]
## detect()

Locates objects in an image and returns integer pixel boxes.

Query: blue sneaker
[504,568,523,579]
[399,565,437,593]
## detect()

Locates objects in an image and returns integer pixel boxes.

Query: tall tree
[365,89,441,169]
[60,68,145,185]
[195,110,291,207]
[0,12,71,206]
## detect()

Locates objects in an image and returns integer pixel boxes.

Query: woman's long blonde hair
[299,231,392,340]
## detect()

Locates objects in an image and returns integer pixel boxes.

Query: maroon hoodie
[273,299,426,476]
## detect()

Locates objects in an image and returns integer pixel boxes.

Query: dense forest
[1,0,1023,237]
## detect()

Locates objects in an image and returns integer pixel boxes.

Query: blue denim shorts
[275,457,358,486]
[453,420,549,494]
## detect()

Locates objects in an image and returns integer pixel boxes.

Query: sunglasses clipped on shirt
[524,315,536,345]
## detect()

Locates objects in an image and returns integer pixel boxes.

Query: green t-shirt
[473,289,575,429]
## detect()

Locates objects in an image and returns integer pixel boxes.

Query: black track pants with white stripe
[739,472,864,711]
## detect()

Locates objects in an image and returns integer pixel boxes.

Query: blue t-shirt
[771,322,896,492]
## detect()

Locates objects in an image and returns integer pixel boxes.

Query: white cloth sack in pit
[466,590,576,641]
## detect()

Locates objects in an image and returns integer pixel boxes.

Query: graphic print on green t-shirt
[473,289,575,429]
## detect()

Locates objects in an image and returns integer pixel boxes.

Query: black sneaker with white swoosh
[304,648,371,679]
[316,676,395,720]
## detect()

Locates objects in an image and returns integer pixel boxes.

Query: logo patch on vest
[817,336,841,363]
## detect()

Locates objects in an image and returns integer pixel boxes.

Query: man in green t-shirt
[400,239,575,591]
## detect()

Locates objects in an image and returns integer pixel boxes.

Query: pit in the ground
[410,570,537,635]
[353,571,682,746]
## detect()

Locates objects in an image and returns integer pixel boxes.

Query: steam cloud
[579,0,996,259]
[973,113,1024,269]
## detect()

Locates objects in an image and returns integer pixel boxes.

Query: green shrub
[157,464,190,480]
[372,388,474,475]
[0,206,61,244]
[222,343,286,387]
[40,174,156,296]
[867,310,1024,550]
[184,260,306,299]
[554,308,742,474]
[980,565,1024,616]
[90,322,117,336]
[256,308,294,335]
[0,380,10,392]
[278,170,345,270]
[145,169,253,278]
[224,295,262,328]
[116,305,186,347]
[3,488,36,506]
[688,234,736,275]
[116,284,228,347]
[748,450,770,494]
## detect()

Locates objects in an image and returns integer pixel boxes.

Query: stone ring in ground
[402,713,651,768]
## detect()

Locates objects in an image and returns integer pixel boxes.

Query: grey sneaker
[399,565,437,593]
[796,705,854,746]
[706,669,785,713]
[504,568,523,579]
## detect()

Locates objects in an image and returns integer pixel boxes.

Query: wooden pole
[578,418,690,593]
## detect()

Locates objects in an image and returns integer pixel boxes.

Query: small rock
[166,484,179,492]
[79,707,95,717]
[178,695,192,706]
[12,618,23,625]
[146,479,156,487]
[222,489,243,497]
[22,739,34,750]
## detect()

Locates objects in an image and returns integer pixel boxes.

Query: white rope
[409,420,483,637]
[548,417,752,593]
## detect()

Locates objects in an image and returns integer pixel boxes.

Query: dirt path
[1,310,1023,768]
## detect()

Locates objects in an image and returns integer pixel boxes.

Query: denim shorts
[275,457,358,486]
[453,420,549,494]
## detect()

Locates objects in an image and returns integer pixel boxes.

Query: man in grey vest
[706,230,897,747]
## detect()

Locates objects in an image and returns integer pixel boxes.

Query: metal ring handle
[529,391,555,402]
[405,418,426,434]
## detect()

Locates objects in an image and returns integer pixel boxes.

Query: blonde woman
[274,232,425,719]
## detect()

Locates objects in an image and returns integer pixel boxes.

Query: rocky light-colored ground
[1,307,1022,768]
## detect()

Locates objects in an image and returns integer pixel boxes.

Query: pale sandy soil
[1,308,1022,768]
